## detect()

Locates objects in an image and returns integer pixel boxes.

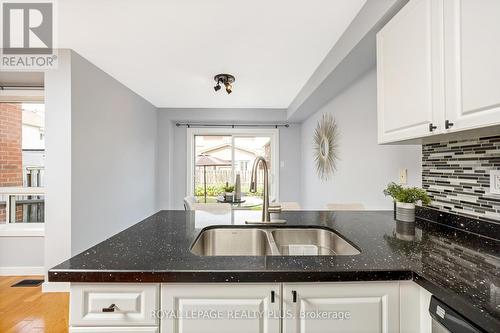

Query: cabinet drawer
[70,327,158,333]
[70,283,159,327]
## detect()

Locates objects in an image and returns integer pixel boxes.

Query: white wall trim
[0,266,45,276]
[42,281,70,293]
[0,224,45,237]
[0,89,44,102]
[185,127,280,201]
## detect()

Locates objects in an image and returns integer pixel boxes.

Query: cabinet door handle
[445,120,454,129]
[292,290,297,303]
[102,304,117,313]
[271,290,275,303]
[429,123,437,132]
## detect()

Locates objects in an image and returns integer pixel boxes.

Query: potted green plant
[383,182,431,222]
[384,182,403,219]
[223,182,235,202]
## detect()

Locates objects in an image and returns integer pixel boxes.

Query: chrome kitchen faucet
[246,156,286,224]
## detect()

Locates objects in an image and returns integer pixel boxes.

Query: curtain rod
[175,123,289,129]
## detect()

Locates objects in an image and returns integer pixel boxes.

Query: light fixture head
[224,82,232,94]
[213,74,235,95]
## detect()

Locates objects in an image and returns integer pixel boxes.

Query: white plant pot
[395,202,415,222]
[224,192,234,202]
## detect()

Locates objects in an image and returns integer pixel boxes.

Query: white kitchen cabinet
[377,0,500,143]
[399,281,432,333]
[68,281,432,333]
[282,282,400,333]
[376,0,445,143]
[443,0,500,131]
[161,283,281,333]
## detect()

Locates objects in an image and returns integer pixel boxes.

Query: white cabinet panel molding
[283,282,400,333]
[443,0,500,131]
[377,0,445,143]
[161,283,281,333]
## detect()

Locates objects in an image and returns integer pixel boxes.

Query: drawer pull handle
[445,120,454,129]
[271,290,275,303]
[292,290,297,303]
[102,304,117,313]
[429,123,437,132]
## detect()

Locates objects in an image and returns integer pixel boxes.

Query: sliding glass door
[189,129,279,203]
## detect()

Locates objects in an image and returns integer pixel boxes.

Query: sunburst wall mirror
[313,113,339,181]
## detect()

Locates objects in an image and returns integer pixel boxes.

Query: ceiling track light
[213,74,235,94]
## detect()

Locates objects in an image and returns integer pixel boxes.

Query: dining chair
[183,196,198,211]
[326,203,365,211]
[274,202,302,211]
[191,203,232,213]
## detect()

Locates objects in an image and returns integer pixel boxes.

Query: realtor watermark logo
[1,0,58,70]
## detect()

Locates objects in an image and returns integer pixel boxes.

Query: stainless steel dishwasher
[429,296,485,333]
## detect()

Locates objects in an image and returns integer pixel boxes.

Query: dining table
[215,195,263,210]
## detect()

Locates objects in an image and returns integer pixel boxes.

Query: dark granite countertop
[49,210,500,333]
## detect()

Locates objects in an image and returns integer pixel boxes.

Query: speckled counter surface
[49,210,500,332]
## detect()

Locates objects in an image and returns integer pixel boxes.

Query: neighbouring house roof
[196,154,231,166]
[199,143,257,156]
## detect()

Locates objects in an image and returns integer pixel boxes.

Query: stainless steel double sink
[190,227,360,256]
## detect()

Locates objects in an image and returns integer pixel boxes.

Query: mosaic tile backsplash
[422,135,500,222]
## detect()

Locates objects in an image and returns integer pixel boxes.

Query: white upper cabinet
[376,0,445,143]
[377,0,500,143]
[443,0,500,131]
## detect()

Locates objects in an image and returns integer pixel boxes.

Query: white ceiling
[59,0,365,108]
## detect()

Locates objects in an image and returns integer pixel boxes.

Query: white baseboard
[0,266,45,276]
[42,281,70,293]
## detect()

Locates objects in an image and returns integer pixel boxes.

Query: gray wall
[0,237,44,269]
[300,69,422,210]
[43,50,158,284]
[70,52,158,255]
[156,108,301,210]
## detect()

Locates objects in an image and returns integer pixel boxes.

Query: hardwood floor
[0,276,69,333]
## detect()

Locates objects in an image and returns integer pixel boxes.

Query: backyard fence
[194,169,266,186]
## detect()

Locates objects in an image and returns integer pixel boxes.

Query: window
[187,128,279,203]
[0,102,45,225]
